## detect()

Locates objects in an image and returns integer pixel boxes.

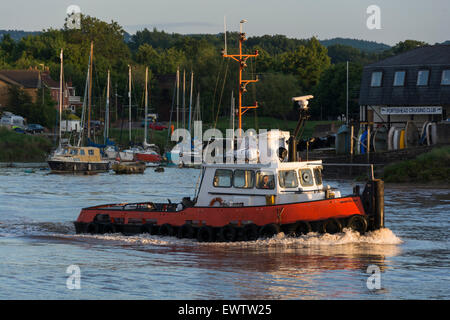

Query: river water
[0,164,448,299]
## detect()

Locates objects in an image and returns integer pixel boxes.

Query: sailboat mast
[182,70,186,129]
[128,65,132,143]
[188,71,194,135]
[59,48,63,146]
[87,41,93,139]
[144,66,148,145]
[176,68,179,129]
[104,69,110,144]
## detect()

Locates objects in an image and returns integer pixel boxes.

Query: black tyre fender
[86,222,99,234]
[197,226,215,242]
[259,223,281,239]
[320,218,342,234]
[159,223,174,237]
[102,223,116,234]
[346,215,368,234]
[219,225,237,242]
[243,223,259,241]
[177,224,196,239]
[290,221,312,237]
[141,223,156,234]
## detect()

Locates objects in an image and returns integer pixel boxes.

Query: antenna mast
[223,20,258,135]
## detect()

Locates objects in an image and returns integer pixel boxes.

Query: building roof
[359,45,450,106]
[365,45,450,68]
[0,70,41,88]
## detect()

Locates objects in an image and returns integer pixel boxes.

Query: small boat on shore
[48,146,110,174]
[111,161,146,174]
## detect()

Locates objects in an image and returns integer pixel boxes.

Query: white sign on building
[380,106,442,115]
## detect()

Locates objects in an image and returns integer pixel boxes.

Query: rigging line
[211,58,224,126]
[165,76,177,149]
[214,59,229,129]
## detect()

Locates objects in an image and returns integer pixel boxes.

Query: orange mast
[223,20,258,134]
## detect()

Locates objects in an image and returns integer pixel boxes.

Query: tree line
[0,14,430,129]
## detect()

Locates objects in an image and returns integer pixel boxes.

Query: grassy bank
[0,127,53,162]
[383,146,450,183]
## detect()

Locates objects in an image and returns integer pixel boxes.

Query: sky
[0,0,449,45]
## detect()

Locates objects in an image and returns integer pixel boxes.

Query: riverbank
[0,127,53,162]
[382,146,450,183]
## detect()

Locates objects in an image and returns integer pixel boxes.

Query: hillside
[0,30,41,41]
[320,37,391,53]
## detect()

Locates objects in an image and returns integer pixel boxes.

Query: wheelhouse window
[299,169,314,187]
[88,149,94,156]
[233,170,255,189]
[213,169,232,188]
[314,168,323,185]
[69,149,78,155]
[417,70,429,86]
[256,171,275,190]
[393,71,406,86]
[278,170,298,188]
[370,71,383,87]
[441,70,450,85]
[79,149,85,156]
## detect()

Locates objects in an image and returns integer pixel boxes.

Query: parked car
[26,124,45,134]
[141,121,168,131]
[12,126,26,134]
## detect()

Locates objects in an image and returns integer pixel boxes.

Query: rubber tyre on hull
[242,224,259,241]
[320,218,342,234]
[159,224,174,237]
[346,215,368,234]
[102,223,116,234]
[259,223,281,239]
[177,224,196,239]
[197,226,216,242]
[141,223,158,235]
[290,221,312,237]
[86,222,99,234]
[219,225,237,242]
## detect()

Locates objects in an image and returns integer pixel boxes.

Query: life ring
[209,197,224,207]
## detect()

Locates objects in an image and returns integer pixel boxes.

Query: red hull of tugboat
[73,191,382,242]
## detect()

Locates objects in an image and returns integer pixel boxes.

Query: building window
[256,171,275,190]
[278,170,298,188]
[233,170,255,189]
[441,70,450,85]
[417,70,429,86]
[213,169,232,188]
[370,72,383,87]
[393,71,406,86]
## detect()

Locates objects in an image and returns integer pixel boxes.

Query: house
[0,68,82,112]
[359,45,450,125]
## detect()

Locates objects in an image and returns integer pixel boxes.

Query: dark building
[359,45,450,125]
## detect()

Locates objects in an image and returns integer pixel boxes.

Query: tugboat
[73,21,385,241]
